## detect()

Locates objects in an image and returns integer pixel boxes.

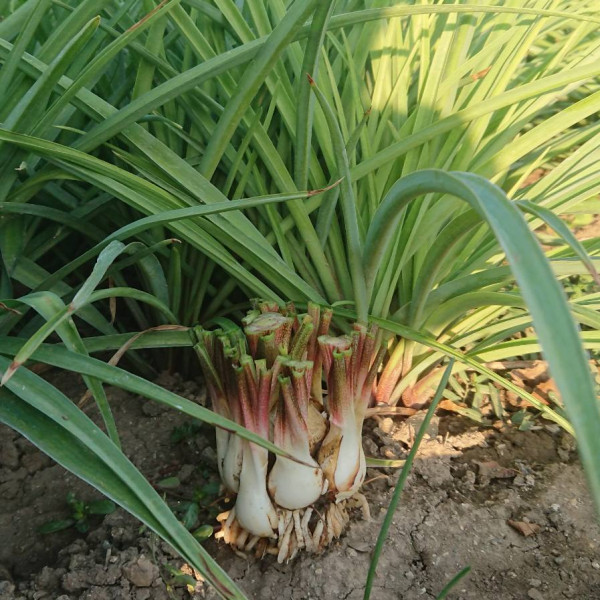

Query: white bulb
[235,443,278,538]
[333,422,365,496]
[222,434,242,493]
[268,455,324,510]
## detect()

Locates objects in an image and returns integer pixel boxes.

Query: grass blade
[309,75,368,322]
[0,241,126,385]
[363,359,455,600]
[362,169,600,515]
[198,0,318,178]
[0,378,247,600]
[17,291,120,447]
[517,199,600,286]
[0,337,311,464]
[436,566,471,600]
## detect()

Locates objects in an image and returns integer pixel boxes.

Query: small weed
[38,492,116,534]
[172,479,221,531]
[170,421,204,444]
[163,563,200,597]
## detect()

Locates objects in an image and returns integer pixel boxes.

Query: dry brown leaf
[0,302,21,315]
[511,360,549,386]
[438,399,466,413]
[475,460,516,486]
[366,406,417,418]
[78,325,189,407]
[507,520,541,537]
[470,66,491,81]
[401,366,444,409]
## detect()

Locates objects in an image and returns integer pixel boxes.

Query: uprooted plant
[193,301,385,561]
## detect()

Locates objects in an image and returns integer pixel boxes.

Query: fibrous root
[215,498,364,563]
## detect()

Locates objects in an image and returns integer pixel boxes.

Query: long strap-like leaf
[0,380,247,600]
[364,169,600,516]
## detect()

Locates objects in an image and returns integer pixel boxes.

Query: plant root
[215,498,362,563]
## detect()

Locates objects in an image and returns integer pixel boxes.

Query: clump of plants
[193,301,382,560]
[1,1,600,598]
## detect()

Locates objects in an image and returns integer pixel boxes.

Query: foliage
[1,1,600,597]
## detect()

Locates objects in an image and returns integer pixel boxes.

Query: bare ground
[0,372,599,600]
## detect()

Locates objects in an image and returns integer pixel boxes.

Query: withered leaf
[507,520,540,537]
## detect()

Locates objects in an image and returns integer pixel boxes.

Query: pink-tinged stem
[306,303,321,362]
[200,329,215,361]
[289,315,314,361]
[355,326,381,402]
[268,356,285,412]
[327,348,352,428]
[193,344,229,416]
[246,331,260,358]
[241,356,258,406]
[376,338,404,405]
[263,332,284,368]
[318,307,333,338]
[290,363,311,424]
[244,312,293,363]
[277,376,309,444]
[310,306,332,404]
[318,335,351,381]
[357,345,387,422]
[257,300,280,313]
[273,321,293,353]
[256,364,272,441]
[235,365,256,434]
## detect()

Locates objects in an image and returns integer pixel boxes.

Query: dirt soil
[0,372,599,600]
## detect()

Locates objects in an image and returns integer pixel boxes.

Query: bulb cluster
[192,302,384,562]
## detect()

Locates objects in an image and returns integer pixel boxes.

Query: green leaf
[37,519,75,534]
[517,199,600,286]
[13,291,120,446]
[0,381,246,599]
[309,76,368,322]
[88,499,117,516]
[362,170,600,514]
[197,0,318,178]
[0,15,100,200]
[436,567,472,600]
[364,360,455,600]
[0,241,127,387]
[0,0,51,111]
[157,476,181,489]
[0,340,314,465]
[193,524,213,542]
[182,502,199,530]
